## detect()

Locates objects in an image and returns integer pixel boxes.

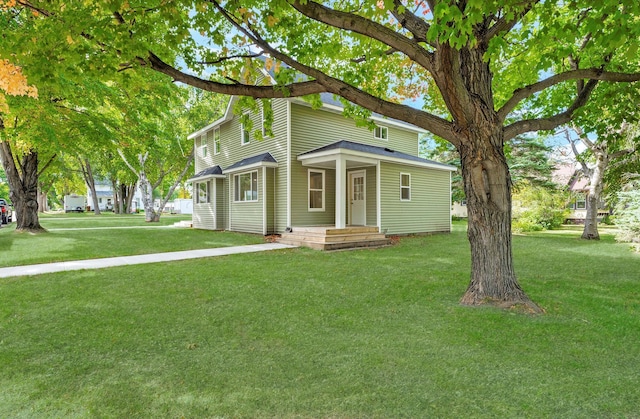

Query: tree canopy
[2,0,640,310]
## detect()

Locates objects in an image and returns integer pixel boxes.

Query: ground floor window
[400,173,411,201]
[234,170,258,202]
[196,181,210,204]
[308,169,325,211]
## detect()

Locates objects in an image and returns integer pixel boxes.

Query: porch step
[278,226,390,250]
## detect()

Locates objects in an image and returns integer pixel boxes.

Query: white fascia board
[298,148,457,172]
[222,161,279,174]
[186,174,226,183]
[187,97,237,140]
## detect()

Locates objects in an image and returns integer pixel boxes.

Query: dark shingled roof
[189,165,223,181]
[298,140,454,169]
[224,152,277,172]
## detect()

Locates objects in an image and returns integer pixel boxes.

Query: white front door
[349,171,366,226]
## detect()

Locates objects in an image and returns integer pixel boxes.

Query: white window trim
[213,127,221,155]
[400,173,411,201]
[308,169,326,212]
[241,113,250,145]
[261,100,271,138]
[374,125,388,141]
[234,170,259,203]
[196,181,210,204]
[199,135,208,158]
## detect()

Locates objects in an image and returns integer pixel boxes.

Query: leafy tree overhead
[3,1,640,311]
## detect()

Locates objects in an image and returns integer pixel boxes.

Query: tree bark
[37,180,52,212]
[0,141,45,232]
[581,152,606,240]
[457,130,542,313]
[80,158,101,215]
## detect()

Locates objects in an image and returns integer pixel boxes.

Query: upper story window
[400,173,411,201]
[308,169,325,211]
[213,127,221,155]
[261,100,273,138]
[196,181,210,204]
[374,126,388,140]
[241,113,250,145]
[199,135,208,158]
[234,170,258,202]
[576,195,586,209]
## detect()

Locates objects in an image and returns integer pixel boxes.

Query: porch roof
[187,165,225,183]
[298,140,457,171]
[223,152,278,174]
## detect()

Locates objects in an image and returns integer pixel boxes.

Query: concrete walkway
[0,243,297,278]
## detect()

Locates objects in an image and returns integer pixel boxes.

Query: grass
[0,212,265,267]
[1,218,639,417]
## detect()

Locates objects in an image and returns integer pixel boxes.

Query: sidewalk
[0,243,296,278]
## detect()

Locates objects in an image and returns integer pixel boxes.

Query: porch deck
[278,226,390,251]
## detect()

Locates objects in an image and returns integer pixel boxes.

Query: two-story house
[187,92,455,249]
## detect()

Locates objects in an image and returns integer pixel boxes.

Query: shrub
[615,188,640,250]
[512,183,569,233]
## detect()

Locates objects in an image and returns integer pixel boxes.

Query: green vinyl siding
[380,163,451,235]
[289,103,418,156]
[290,163,336,226]
[266,167,276,234]
[365,167,377,226]
[192,179,215,230]
[216,178,226,230]
[229,169,264,233]
[271,99,289,232]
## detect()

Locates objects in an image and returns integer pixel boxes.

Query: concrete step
[280,232,387,244]
[278,237,391,251]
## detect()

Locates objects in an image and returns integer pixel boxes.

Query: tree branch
[503,79,599,140]
[147,52,325,98]
[389,0,434,47]
[497,68,640,122]
[485,1,540,41]
[289,0,434,73]
[153,3,457,144]
[36,153,57,178]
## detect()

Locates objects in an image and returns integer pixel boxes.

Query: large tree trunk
[457,132,542,313]
[0,141,45,232]
[111,178,121,214]
[430,45,542,313]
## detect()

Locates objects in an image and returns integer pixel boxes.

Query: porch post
[335,156,346,228]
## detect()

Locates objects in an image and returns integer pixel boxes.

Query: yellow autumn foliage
[0,59,38,113]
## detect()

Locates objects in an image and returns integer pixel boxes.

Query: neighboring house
[187,92,456,243]
[553,162,609,223]
[87,179,115,212]
[452,200,468,218]
[87,178,143,212]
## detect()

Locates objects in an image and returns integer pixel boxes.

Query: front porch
[278,225,390,251]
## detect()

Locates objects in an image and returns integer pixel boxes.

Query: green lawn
[1,220,639,417]
[0,212,265,267]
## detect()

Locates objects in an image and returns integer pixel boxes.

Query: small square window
[374,126,388,140]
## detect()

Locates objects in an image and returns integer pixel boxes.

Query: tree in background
[4,1,640,310]
[562,82,640,240]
